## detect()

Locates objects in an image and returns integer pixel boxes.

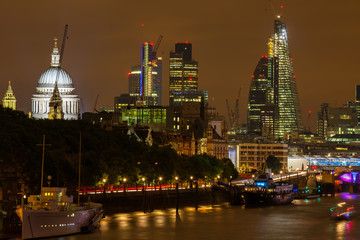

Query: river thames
[48,193,360,240]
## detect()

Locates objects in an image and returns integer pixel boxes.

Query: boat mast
[78,132,82,205]
[36,134,51,191]
[41,134,45,190]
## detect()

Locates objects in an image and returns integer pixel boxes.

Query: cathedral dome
[37,67,73,87]
[35,38,75,94]
[36,67,75,94]
[31,37,80,120]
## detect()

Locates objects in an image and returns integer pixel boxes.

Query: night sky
[1,1,360,132]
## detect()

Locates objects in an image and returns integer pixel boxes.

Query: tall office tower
[247,18,303,139]
[269,19,303,138]
[247,56,269,134]
[169,42,205,105]
[347,85,360,125]
[356,85,360,101]
[128,65,141,99]
[140,42,162,106]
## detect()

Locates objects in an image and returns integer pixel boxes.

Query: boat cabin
[27,187,74,211]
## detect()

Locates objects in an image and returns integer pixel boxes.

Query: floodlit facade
[238,143,288,171]
[2,81,16,110]
[31,38,79,120]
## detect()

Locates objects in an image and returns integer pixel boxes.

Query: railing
[79,183,206,195]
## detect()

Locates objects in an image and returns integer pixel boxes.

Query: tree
[220,158,238,181]
[265,155,282,174]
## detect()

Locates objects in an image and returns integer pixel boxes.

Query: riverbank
[0,186,232,239]
[89,186,232,213]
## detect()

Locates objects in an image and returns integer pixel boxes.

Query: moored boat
[16,187,104,239]
[243,173,296,207]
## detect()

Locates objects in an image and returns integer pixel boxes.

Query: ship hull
[17,204,103,239]
[243,191,296,207]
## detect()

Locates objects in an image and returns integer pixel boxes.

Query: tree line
[0,106,238,194]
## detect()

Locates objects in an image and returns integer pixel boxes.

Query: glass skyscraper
[140,42,162,106]
[169,42,206,106]
[247,18,303,139]
[247,56,269,134]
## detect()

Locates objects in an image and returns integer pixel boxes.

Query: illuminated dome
[31,37,80,120]
[36,67,74,94]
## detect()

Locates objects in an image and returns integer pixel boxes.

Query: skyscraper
[247,56,269,134]
[247,18,303,139]
[128,65,141,99]
[270,19,303,138]
[169,42,206,105]
[140,42,162,106]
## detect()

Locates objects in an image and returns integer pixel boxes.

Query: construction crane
[226,99,233,129]
[149,35,163,62]
[305,110,312,132]
[265,0,284,18]
[55,24,69,84]
[233,87,242,128]
[93,94,99,113]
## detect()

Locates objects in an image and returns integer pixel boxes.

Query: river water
[48,193,360,240]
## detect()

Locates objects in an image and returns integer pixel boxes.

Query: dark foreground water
[47,193,360,240]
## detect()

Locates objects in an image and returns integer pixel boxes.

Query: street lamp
[175,176,179,214]
[123,178,127,193]
[102,178,107,195]
[159,177,162,191]
[142,177,146,192]
[230,175,233,185]
[280,171,283,181]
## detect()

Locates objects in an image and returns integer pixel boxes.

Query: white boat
[16,187,104,239]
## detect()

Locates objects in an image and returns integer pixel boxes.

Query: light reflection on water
[48,194,360,240]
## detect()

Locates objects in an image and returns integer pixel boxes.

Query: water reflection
[49,194,360,240]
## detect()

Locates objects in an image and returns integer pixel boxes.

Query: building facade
[317,103,358,140]
[140,42,162,106]
[247,56,269,134]
[247,18,303,140]
[31,38,79,120]
[238,143,288,171]
[128,65,141,100]
[169,42,207,106]
[2,81,16,110]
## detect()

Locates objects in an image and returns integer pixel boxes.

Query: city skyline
[1,1,360,131]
